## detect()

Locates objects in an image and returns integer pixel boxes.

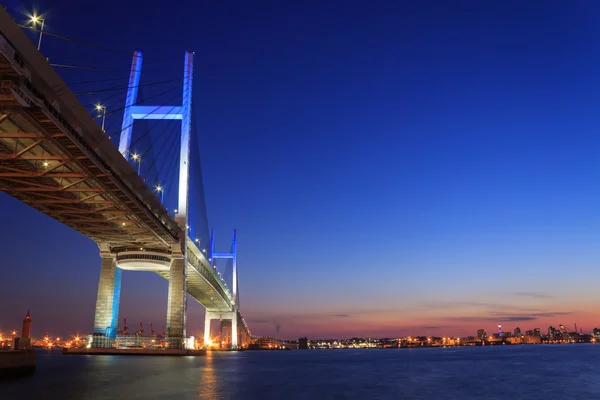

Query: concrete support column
[166,257,186,348]
[93,255,121,344]
[231,310,238,348]
[204,311,211,347]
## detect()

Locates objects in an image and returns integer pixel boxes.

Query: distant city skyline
[2,0,600,338]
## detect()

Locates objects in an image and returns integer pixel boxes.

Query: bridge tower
[205,229,240,348]
[92,51,193,348]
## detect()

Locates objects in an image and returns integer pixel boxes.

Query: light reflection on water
[197,351,219,399]
[4,345,600,399]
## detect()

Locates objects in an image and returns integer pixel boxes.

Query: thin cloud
[422,326,442,329]
[501,316,536,322]
[333,314,351,317]
[443,311,572,323]
[513,292,552,299]
[530,312,571,317]
[248,319,269,324]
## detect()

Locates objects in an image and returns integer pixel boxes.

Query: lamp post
[95,104,107,132]
[155,186,164,203]
[30,15,45,51]
[131,153,141,175]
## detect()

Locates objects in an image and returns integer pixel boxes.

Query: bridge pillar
[166,254,187,349]
[204,311,211,347]
[92,254,121,347]
[231,309,238,348]
[204,311,237,349]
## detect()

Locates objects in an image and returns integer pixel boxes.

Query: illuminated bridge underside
[0,21,180,251]
[0,109,177,249]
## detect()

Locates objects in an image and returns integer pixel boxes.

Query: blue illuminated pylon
[118,50,194,231]
[210,229,239,347]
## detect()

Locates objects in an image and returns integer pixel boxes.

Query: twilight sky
[2,0,600,339]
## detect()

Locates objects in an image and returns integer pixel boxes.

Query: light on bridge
[155,186,164,202]
[95,104,107,132]
[42,161,49,168]
[195,238,199,243]
[28,12,46,51]
[131,153,142,175]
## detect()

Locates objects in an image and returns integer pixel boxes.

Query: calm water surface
[3,345,600,399]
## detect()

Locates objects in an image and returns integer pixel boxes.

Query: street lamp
[30,14,45,51]
[131,153,141,175]
[155,185,164,202]
[95,104,107,132]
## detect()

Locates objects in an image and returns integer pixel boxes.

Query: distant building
[548,326,557,338]
[12,310,32,350]
[533,328,541,336]
[514,327,522,337]
[477,329,487,341]
[506,336,522,345]
[298,337,309,349]
[22,311,31,339]
[254,337,283,349]
[593,328,600,339]
[523,335,541,344]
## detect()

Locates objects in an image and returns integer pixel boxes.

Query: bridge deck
[0,9,181,250]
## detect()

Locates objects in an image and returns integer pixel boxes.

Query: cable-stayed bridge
[0,8,250,349]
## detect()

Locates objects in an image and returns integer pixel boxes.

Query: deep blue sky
[2,0,600,339]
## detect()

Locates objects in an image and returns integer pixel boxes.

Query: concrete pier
[0,351,36,378]
[93,255,121,341]
[166,256,187,347]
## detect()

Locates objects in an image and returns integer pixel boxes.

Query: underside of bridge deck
[0,21,181,251]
